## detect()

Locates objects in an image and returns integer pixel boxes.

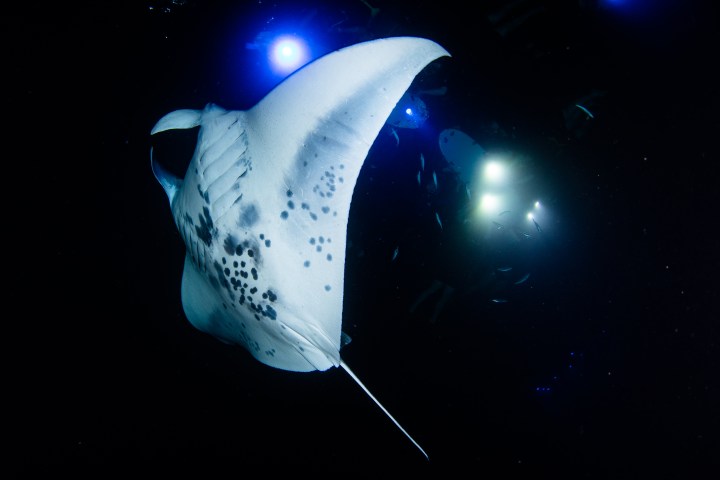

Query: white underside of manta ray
[150,36,450,459]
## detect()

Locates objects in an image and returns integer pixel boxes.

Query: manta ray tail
[340,360,429,460]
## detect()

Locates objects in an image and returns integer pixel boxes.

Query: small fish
[390,126,399,146]
[420,152,425,171]
[498,210,511,216]
[491,298,508,303]
[497,266,512,272]
[532,218,542,232]
[417,170,421,186]
[575,104,594,119]
[521,232,533,239]
[391,246,399,261]
[514,273,530,285]
[492,221,504,229]
[432,170,437,190]
[435,212,443,230]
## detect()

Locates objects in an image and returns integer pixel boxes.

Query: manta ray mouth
[151,127,199,180]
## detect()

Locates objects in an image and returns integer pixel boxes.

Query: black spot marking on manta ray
[280,211,289,220]
[212,260,233,298]
[223,235,238,255]
[258,233,271,248]
[239,204,259,228]
[235,244,244,256]
[196,206,215,247]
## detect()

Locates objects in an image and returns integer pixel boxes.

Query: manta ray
[150,36,450,459]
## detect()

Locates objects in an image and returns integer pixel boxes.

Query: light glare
[480,193,500,213]
[270,35,310,74]
[484,161,504,183]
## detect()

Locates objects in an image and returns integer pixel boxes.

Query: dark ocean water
[10,0,718,477]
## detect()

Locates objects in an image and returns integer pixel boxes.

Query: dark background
[10,0,718,477]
